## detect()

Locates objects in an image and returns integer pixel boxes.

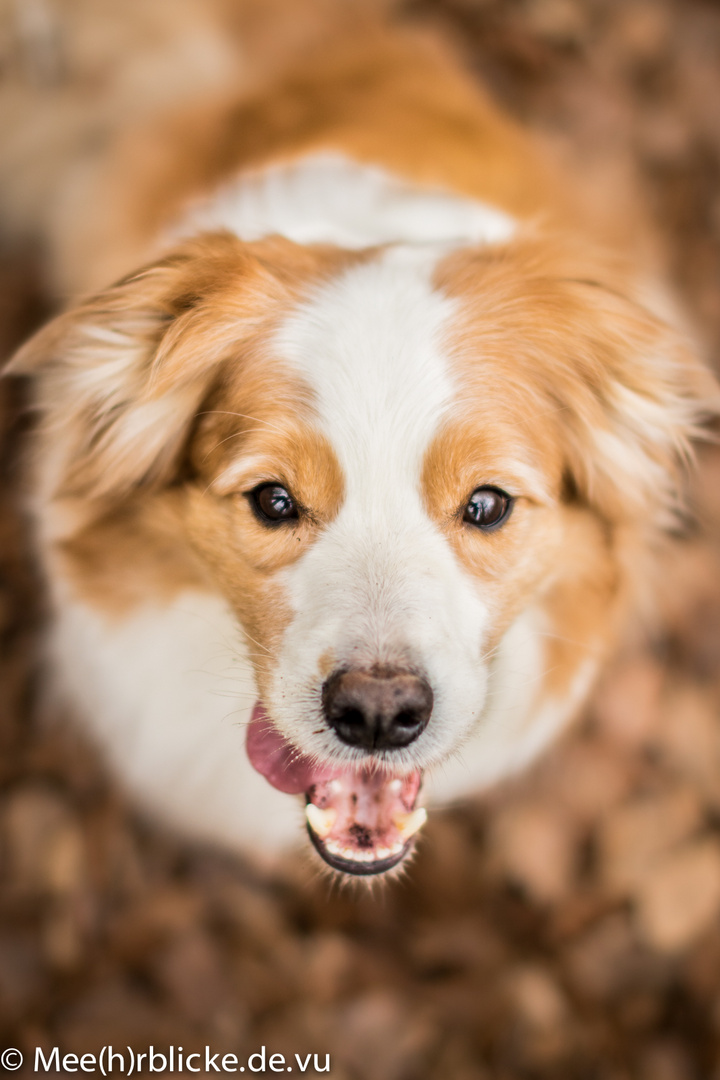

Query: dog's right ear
[7,233,314,500]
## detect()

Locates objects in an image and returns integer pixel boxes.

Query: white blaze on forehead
[265,247,494,769]
[274,247,457,493]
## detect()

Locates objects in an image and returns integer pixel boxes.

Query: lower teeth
[323,839,404,862]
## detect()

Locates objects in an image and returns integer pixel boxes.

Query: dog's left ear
[556,277,720,534]
[7,233,306,500]
[444,239,720,535]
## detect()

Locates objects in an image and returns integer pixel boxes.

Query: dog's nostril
[322,667,433,751]
[337,707,366,733]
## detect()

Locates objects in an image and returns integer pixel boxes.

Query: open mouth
[246,704,426,876]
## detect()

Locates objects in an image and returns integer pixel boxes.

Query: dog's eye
[250,483,298,524]
[463,487,513,530]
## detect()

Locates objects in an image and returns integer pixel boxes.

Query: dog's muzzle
[245,689,429,876]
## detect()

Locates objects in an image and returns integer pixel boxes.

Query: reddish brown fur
[13,233,356,692]
[14,233,357,496]
[420,237,719,705]
[434,238,716,528]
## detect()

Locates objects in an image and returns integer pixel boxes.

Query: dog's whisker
[233,627,276,659]
[197,409,288,436]
[200,425,282,466]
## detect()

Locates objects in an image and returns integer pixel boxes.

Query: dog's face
[15,232,713,875]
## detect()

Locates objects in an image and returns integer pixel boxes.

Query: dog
[7,25,717,877]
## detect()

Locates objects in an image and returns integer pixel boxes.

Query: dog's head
[12,231,716,875]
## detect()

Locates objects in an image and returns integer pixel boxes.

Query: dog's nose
[322,667,433,750]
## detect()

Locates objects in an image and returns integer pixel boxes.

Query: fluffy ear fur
[444,239,720,536]
[7,233,323,501]
[550,278,719,535]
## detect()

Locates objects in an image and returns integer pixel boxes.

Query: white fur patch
[49,587,303,853]
[174,151,516,249]
[424,614,597,803]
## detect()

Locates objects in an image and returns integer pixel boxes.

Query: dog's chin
[246,703,426,876]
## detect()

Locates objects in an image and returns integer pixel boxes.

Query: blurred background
[1,0,720,1077]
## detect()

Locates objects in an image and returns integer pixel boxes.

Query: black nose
[322,666,433,751]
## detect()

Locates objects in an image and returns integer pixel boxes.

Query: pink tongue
[246,703,340,795]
